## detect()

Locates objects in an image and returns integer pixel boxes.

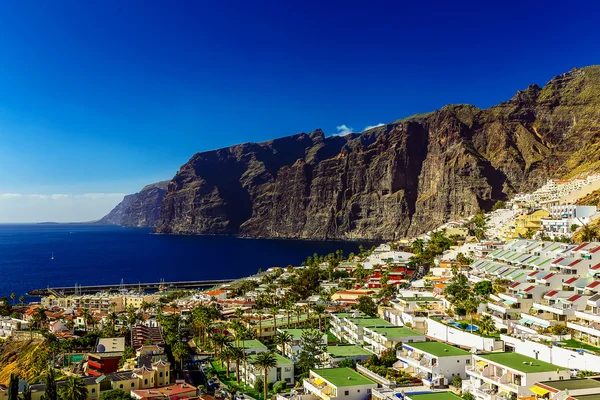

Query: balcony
[520,312,559,328]
[304,379,334,400]
[567,320,600,338]
[532,301,576,316]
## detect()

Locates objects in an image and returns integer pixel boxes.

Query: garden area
[556,339,600,355]
[362,349,421,386]
[209,360,290,400]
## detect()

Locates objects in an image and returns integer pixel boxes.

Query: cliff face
[155,66,600,240]
[98,181,169,228]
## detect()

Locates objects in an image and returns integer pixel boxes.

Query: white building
[464,352,569,400]
[303,368,377,400]
[240,353,294,387]
[396,341,471,388]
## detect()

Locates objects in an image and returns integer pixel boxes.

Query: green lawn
[559,339,600,354]
[327,331,338,344]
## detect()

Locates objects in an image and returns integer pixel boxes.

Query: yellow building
[504,209,550,240]
[42,294,156,313]
[28,361,171,400]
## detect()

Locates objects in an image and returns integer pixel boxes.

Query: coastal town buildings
[303,368,377,400]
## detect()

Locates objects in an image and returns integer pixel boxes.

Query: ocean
[0,224,365,299]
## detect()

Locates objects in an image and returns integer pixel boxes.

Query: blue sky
[0,1,599,221]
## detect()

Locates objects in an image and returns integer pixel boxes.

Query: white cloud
[364,123,385,130]
[333,124,353,136]
[0,193,126,223]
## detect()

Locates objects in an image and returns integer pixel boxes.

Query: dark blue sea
[0,224,365,299]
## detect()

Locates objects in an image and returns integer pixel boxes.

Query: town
[4,174,600,400]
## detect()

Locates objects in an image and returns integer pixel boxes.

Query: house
[234,339,268,355]
[361,326,425,355]
[325,345,371,367]
[329,313,393,345]
[240,353,294,387]
[303,368,377,400]
[276,328,327,360]
[331,290,377,305]
[529,378,600,399]
[464,352,569,399]
[504,209,550,240]
[29,361,171,400]
[396,341,471,388]
[404,393,463,400]
[132,325,165,348]
[130,383,197,400]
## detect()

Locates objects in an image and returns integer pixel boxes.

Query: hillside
[576,188,600,207]
[151,66,600,240]
[0,339,48,384]
[97,181,169,228]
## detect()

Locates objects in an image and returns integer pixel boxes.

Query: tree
[491,200,505,211]
[549,324,570,336]
[580,224,599,242]
[172,341,190,371]
[58,376,88,400]
[356,296,378,317]
[274,331,293,357]
[8,374,18,400]
[452,375,462,389]
[10,293,16,306]
[253,352,277,400]
[571,224,580,233]
[99,390,133,400]
[478,315,496,336]
[119,346,136,368]
[297,329,326,376]
[462,392,475,400]
[524,228,535,239]
[338,358,355,368]
[44,368,58,400]
[473,281,493,297]
[19,295,25,305]
[229,346,244,384]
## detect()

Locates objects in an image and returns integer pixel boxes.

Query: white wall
[502,334,600,371]
[427,318,502,351]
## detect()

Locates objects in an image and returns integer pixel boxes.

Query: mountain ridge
[109,65,600,240]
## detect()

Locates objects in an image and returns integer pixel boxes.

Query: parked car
[207,379,216,389]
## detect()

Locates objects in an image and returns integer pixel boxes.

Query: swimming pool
[450,322,479,332]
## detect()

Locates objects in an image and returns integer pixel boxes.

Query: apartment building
[540,205,597,239]
[529,378,600,399]
[325,346,371,367]
[276,328,327,360]
[303,368,377,400]
[361,326,425,355]
[465,352,569,400]
[396,341,471,388]
[240,353,294,387]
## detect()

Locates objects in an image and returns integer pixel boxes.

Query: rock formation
[98,181,169,228]
[152,66,600,240]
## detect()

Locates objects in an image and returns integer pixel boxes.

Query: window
[466,359,471,364]
[367,389,371,394]
[160,372,163,377]
[119,385,123,389]
[166,372,168,376]
[344,391,349,396]
[91,389,96,394]
[131,383,135,388]
[144,379,148,385]
[357,390,360,393]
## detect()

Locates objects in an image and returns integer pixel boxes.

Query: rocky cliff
[98,181,169,227]
[155,66,600,240]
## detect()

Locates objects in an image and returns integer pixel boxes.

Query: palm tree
[81,308,91,331]
[313,305,325,331]
[58,376,88,400]
[478,315,496,336]
[218,346,233,378]
[172,341,189,373]
[274,331,292,357]
[212,332,233,365]
[256,310,264,339]
[228,346,244,384]
[253,352,277,400]
[19,295,25,305]
[580,223,599,242]
[270,307,278,332]
[34,307,48,330]
[229,319,244,347]
[10,293,16,306]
